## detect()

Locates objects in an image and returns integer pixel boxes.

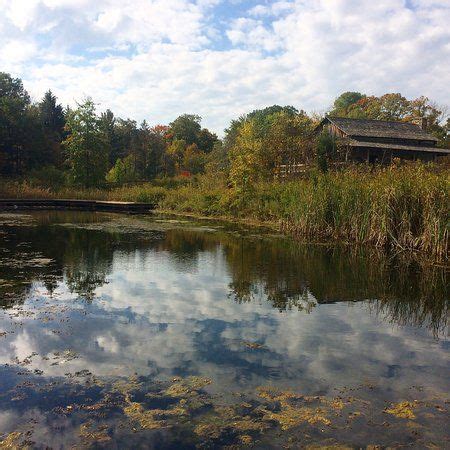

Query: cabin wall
[348,147,439,164]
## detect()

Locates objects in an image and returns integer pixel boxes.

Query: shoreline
[1,199,445,266]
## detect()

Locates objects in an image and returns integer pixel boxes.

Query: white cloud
[0,0,449,133]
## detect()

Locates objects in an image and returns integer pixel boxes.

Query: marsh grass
[1,164,448,260]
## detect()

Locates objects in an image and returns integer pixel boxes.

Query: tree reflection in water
[0,211,447,336]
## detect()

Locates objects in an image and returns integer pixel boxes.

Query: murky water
[0,211,448,449]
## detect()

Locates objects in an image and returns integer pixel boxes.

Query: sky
[0,0,449,134]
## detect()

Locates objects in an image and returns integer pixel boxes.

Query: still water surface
[0,211,448,448]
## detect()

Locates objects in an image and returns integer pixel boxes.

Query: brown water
[0,211,448,449]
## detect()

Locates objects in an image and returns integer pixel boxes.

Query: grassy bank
[1,164,448,261]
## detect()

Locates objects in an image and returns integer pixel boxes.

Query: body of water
[0,211,448,449]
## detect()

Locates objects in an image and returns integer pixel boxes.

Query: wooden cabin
[318,116,449,163]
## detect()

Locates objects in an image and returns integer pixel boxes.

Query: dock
[0,199,155,213]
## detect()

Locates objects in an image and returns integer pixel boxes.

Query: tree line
[0,72,448,189]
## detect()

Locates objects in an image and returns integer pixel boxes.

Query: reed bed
[1,164,448,260]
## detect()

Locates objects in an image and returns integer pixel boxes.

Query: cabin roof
[325,116,439,142]
[346,139,450,154]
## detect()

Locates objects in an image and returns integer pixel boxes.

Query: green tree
[63,98,109,187]
[106,154,136,184]
[205,140,229,175]
[169,114,202,145]
[316,130,336,173]
[99,109,118,166]
[197,128,218,153]
[0,72,32,175]
[224,105,298,152]
[146,125,169,178]
[38,90,66,167]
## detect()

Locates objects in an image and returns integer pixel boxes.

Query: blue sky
[0,0,449,133]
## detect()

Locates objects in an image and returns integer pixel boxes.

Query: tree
[63,98,109,187]
[169,114,202,145]
[147,125,169,178]
[106,154,136,184]
[205,141,229,175]
[316,130,336,173]
[224,105,298,152]
[229,120,263,191]
[183,143,205,174]
[330,92,364,116]
[166,138,186,172]
[39,90,65,135]
[265,111,315,169]
[38,90,66,167]
[197,128,218,153]
[99,109,118,165]
[0,72,32,175]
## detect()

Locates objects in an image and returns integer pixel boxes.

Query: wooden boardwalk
[0,199,155,213]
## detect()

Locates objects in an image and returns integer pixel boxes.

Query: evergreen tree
[38,90,66,166]
[100,109,118,165]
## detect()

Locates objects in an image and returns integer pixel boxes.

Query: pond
[0,211,448,449]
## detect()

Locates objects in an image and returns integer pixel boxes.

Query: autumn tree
[265,111,315,169]
[166,138,186,172]
[229,120,263,191]
[183,143,205,174]
[330,92,364,116]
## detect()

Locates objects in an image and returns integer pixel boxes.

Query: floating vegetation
[78,422,111,445]
[0,432,24,449]
[121,376,213,431]
[256,387,334,430]
[1,359,449,448]
[0,214,35,227]
[384,401,418,419]
[123,400,171,430]
[242,341,266,350]
[164,376,212,398]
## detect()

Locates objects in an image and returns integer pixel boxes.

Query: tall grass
[159,165,448,260]
[1,164,448,260]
